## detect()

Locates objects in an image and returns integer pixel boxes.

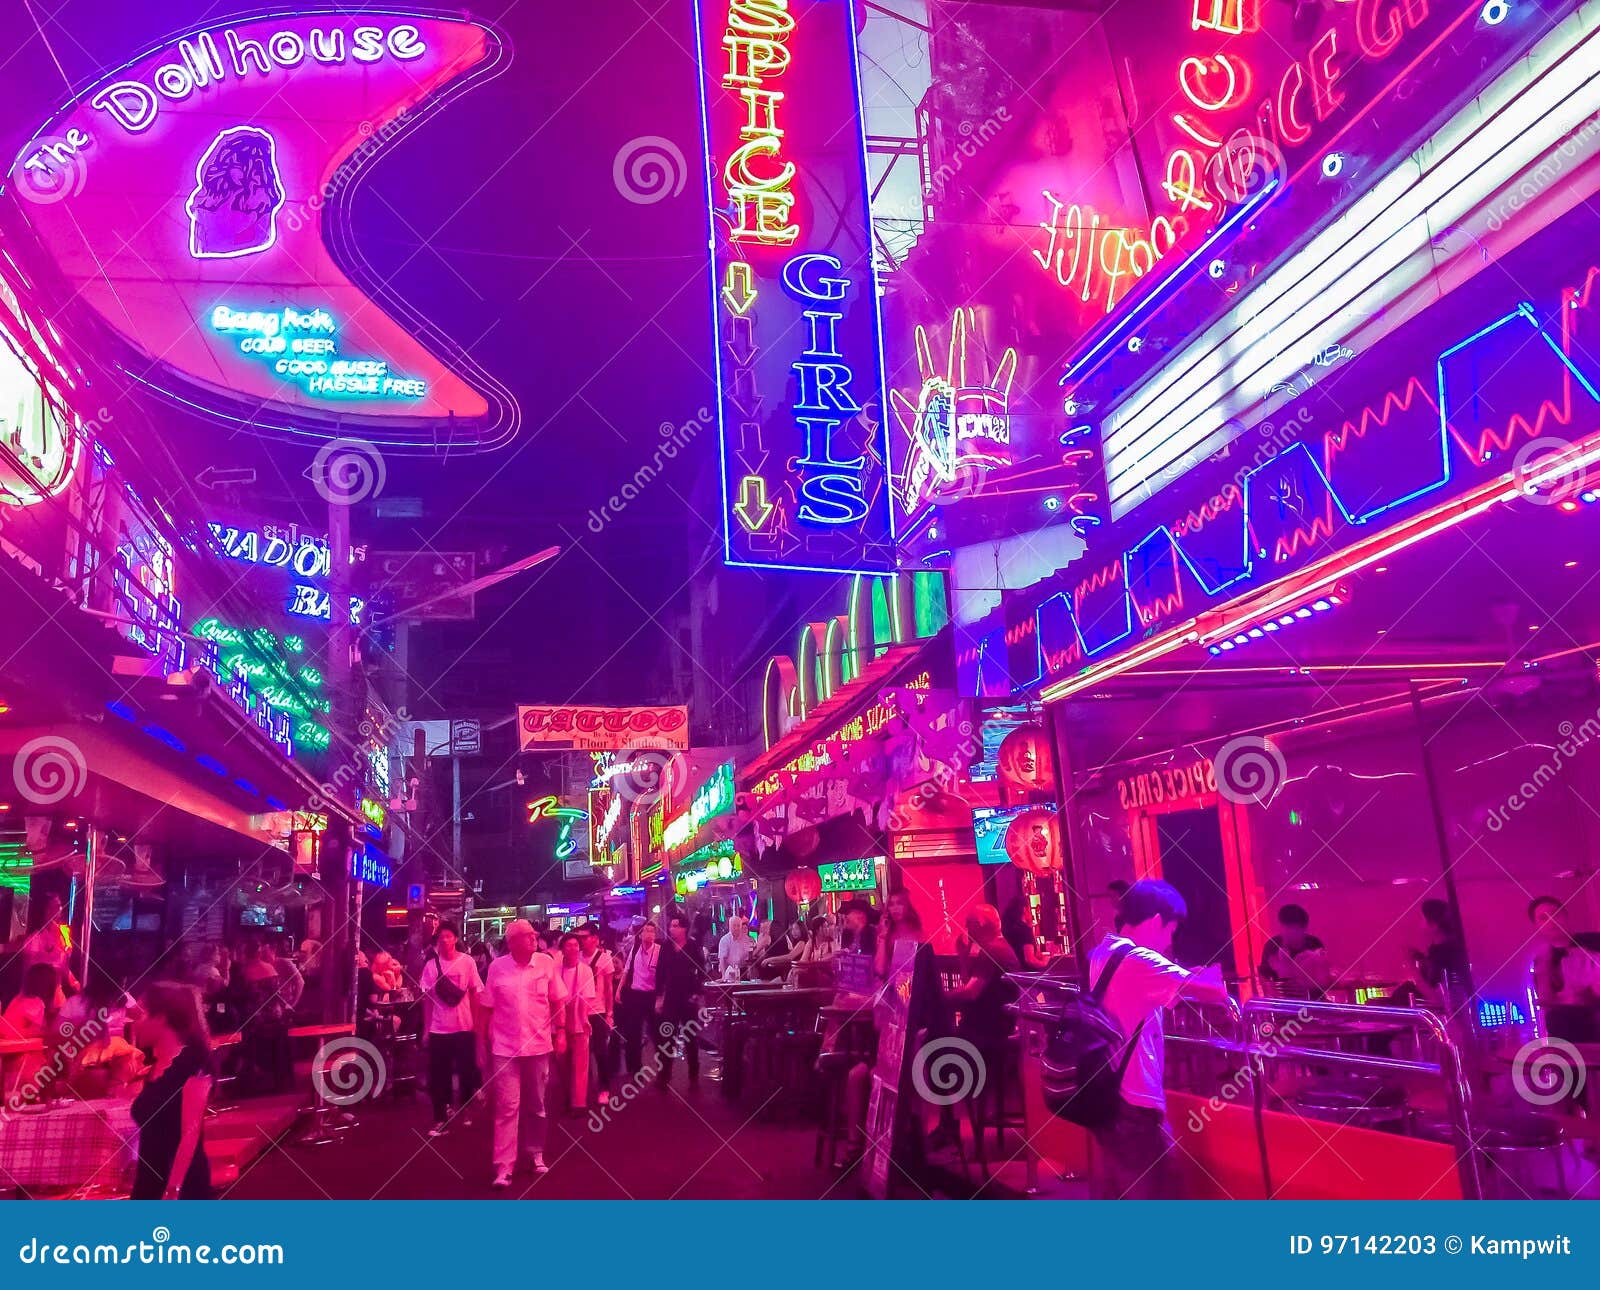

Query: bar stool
[1476,1109,1569,1198]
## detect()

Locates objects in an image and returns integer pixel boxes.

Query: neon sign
[674,843,742,896]
[526,795,588,860]
[210,305,428,401]
[695,0,895,573]
[663,761,735,851]
[720,1,799,245]
[4,13,514,449]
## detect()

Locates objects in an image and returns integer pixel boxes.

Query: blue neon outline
[988,281,1600,693]
[1061,180,1278,386]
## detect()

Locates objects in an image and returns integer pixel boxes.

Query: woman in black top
[131,982,215,1200]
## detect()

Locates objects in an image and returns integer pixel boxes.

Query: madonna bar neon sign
[695,0,896,574]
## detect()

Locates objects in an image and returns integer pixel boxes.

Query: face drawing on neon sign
[187,126,285,260]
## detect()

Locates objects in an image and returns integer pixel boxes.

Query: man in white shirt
[717,914,752,979]
[477,919,569,1187]
[420,921,484,1137]
[1087,879,1228,1199]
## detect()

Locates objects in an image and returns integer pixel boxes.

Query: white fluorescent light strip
[1102,3,1600,518]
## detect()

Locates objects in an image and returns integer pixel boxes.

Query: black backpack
[1038,942,1145,1128]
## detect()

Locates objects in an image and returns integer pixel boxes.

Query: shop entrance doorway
[1154,807,1236,978]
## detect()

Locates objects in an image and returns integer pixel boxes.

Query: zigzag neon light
[986,281,1600,697]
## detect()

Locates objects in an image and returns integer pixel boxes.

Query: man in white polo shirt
[478,919,569,1188]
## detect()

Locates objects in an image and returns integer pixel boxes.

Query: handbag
[429,954,468,1008]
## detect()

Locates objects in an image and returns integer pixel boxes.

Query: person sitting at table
[131,982,215,1200]
[1398,899,1472,1015]
[795,915,836,988]
[59,961,144,1096]
[1528,895,1600,1043]
[1258,904,1332,999]
[369,950,405,999]
[929,904,1021,1149]
[717,914,753,980]
[1,962,58,1098]
[238,940,293,1094]
[20,894,77,1001]
[838,899,878,957]
[752,918,806,980]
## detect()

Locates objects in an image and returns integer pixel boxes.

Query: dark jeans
[1090,1101,1175,1199]
[590,1014,618,1090]
[427,1030,481,1123]
[656,1012,700,1085]
[619,988,656,1075]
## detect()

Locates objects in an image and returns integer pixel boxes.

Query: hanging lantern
[997,725,1056,795]
[784,866,822,905]
[1004,807,1063,874]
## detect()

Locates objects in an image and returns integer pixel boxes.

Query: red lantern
[784,866,823,904]
[1004,807,1063,874]
[998,725,1056,795]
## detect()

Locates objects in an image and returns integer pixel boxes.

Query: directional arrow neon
[733,474,776,533]
[721,261,758,316]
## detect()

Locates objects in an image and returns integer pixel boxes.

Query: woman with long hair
[874,889,925,980]
[131,982,215,1200]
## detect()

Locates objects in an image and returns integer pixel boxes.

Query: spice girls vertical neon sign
[695,0,896,574]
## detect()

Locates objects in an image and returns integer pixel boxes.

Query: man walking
[578,923,618,1105]
[617,920,661,1076]
[657,912,707,1089]
[1088,880,1228,1199]
[420,920,483,1137]
[478,919,569,1188]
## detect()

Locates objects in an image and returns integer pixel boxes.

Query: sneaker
[427,1123,449,1138]
[596,1090,610,1106]
[491,1167,513,1189]
[531,1153,549,1174]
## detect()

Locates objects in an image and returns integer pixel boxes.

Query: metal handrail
[1243,996,1481,1199]
[1009,977,1483,1198]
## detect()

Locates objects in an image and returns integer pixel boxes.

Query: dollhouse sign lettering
[1116,758,1218,809]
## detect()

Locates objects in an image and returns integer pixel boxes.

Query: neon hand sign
[4,13,517,452]
[695,0,895,573]
[890,308,1018,519]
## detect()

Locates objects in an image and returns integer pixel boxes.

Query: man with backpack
[1086,880,1228,1198]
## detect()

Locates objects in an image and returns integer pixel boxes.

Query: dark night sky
[0,0,832,724]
